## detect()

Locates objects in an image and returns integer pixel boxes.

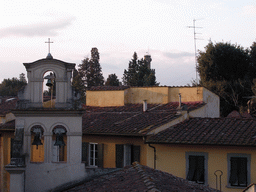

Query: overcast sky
[1,0,256,86]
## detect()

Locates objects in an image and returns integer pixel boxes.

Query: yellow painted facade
[146,144,256,192]
[86,86,218,107]
[125,87,169,104]
[0,132,14,192]
[82,135,147,168]
[86,90,125,107]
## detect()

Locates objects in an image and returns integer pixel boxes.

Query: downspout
[148,143,156,169]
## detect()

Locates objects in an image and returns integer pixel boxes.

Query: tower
[6,53,85,192]
[144,54,152,69]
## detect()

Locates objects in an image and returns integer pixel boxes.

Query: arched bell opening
[30,125,44,162]
[52,125,67,162]
[43,71,56,108]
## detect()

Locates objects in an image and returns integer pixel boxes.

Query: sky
[0,0,256,86]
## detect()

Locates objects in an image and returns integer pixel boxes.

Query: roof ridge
[132,162,160,192]
[147,104,164,112]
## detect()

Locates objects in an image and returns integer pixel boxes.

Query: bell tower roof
[46,53,53,59]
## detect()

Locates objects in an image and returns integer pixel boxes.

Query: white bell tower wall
[18,56,76,109]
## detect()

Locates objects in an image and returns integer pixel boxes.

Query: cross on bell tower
[45,38,53,59]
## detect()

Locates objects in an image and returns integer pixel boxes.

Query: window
[186,152,208,184]
[30,125,44,162]
[52,126,67,162]
[82,142,104,167]
[116,144,140,168]
[228,154,250,187]
[89,143,98,166]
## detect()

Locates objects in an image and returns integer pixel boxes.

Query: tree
[123,52,159,86]
[123,52,139,86]
[0,74,27,96]
[19,73,27,83]
[197,41,255,116]
[78,48,104,88]
[105,74,121,86]
[74,48,104,102]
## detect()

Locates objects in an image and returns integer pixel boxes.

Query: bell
[54,133,65,147]
[46,79,53,87]
[32,133,43,149]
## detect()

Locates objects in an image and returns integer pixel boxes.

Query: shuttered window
[229,157,247,187]
[186,152,208,184]
[116,144,140,168]
[186,155,205,184]
[82,142,104,167]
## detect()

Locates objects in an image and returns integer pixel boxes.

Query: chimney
[178,93,181,108]
[143,100,147,112]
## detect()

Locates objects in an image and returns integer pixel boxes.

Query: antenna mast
[187,19,203,85]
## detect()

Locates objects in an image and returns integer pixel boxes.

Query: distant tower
[144,54,152,69]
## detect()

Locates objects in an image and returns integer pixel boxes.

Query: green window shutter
[187,156,197,181]
[230,157,247,186]
[98,144,104,168]
[195,156,205,183]
[132,145,140,163]
[11,138,14,158]
[82,142,89,166]
[229,157,239,185]
[116,144,124,168]
[239,157,247,186]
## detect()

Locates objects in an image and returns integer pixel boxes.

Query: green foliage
[123,52,159,86]
[0,74,27,96]
[74,48,104,103]
[197,41,255,116]
[78,48,104,88]
[105,73,121,86]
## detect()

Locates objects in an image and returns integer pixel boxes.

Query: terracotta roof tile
[147,117,256,146]
[0,120,15,131]
[83,102,205,136]
[63,162,219,192]
[0,97,17,116]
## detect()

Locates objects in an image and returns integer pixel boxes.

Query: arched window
[52,125,67,162]
[43,71,56,108]
[31,125,44,162]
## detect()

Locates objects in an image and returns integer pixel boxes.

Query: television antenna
[187,19,203,85]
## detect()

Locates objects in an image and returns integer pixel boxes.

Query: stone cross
[45,38,53,53]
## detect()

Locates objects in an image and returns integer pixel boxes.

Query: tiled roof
[83,102,205,136]
[63,162,219,192]
[0,120,15,131]
[147,117,256,146]
[0,97,17,116]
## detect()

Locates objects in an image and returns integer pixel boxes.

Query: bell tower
[6,50,85,192]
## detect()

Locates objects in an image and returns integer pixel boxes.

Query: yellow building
[0,97,16,192]
[146,117,256,192]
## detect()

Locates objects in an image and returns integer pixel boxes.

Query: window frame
[116,144,141,168]
[89,143,98,167]
[185,152,208,185]
[227,153,251,188]
[82,142,104,168]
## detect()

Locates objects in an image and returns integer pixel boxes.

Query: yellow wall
[0,132,14,192]
[82,135,147,167]
[86,87,218,107]
[125,87,169,104]
[168,87,204,102]
[146,144,256,192]
[86,90,125,107]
